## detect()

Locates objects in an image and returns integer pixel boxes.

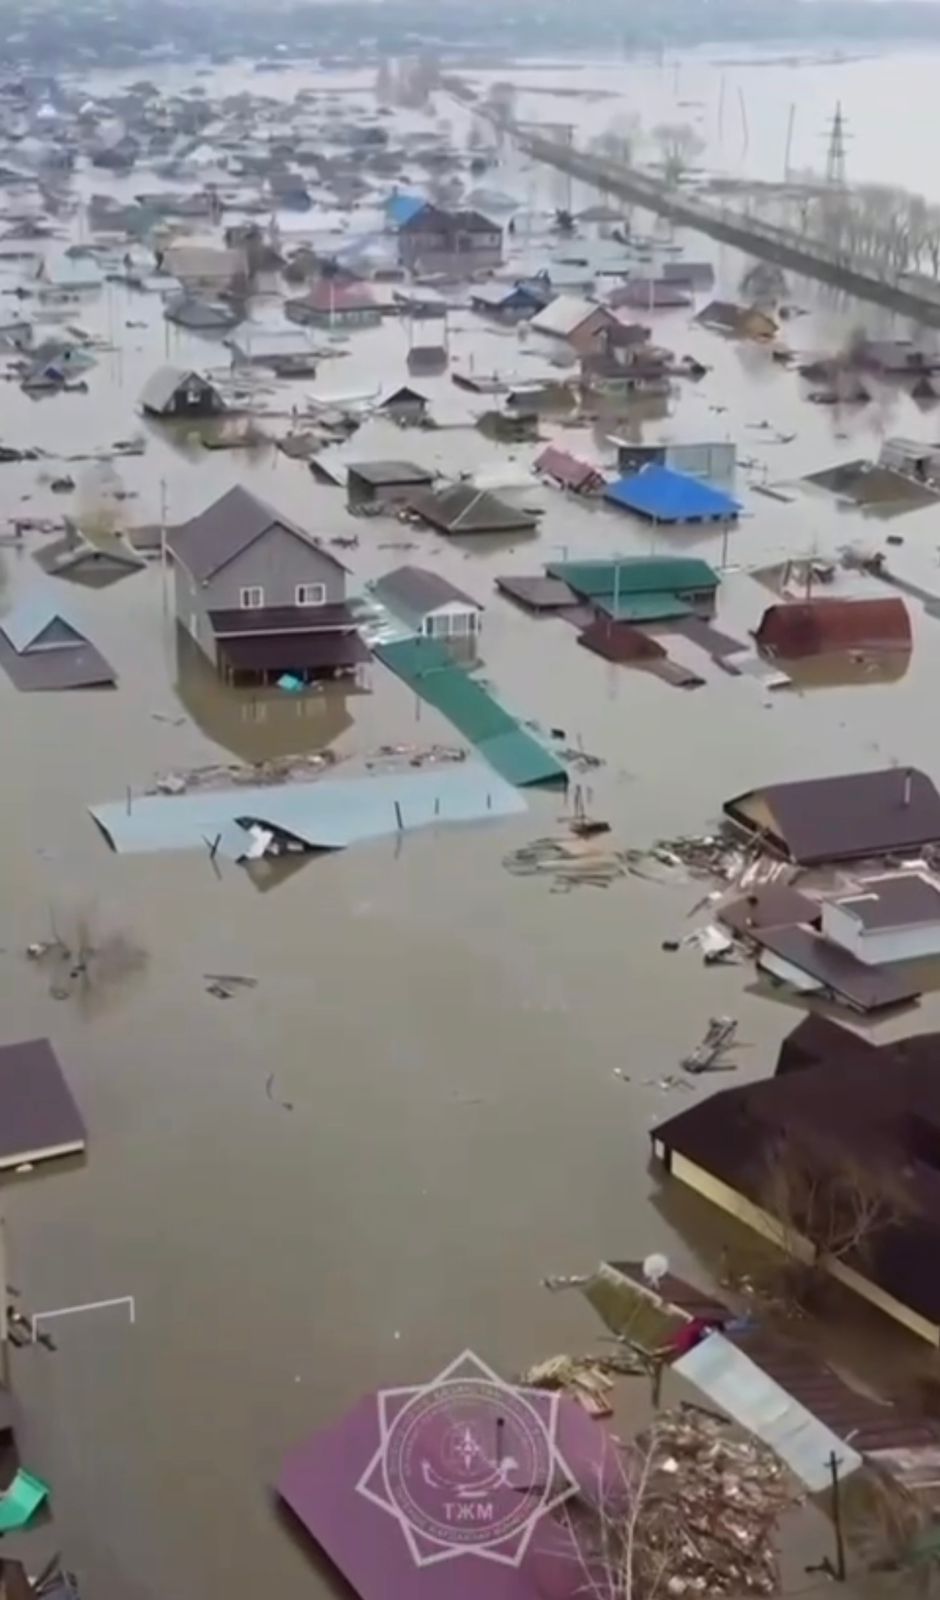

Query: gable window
[295,583,326,607]
[239,586,264,609]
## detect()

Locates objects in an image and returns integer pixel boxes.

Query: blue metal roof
[90,764,525,856]
[604,464,740,523]
[385,193,426,227]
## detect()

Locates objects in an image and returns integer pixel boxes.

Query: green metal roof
[547,556,719,599]
[595,593,693,621]
[376,639,566,789]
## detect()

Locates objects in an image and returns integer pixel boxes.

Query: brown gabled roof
[755,597,911,658]
[168,486,347,585]
[724,766,940,864]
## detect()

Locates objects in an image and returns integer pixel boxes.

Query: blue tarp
[385,193,426,228]
[90,764,526,856]
[604,464,740,524]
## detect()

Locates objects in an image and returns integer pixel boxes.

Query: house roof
[217,630,370,674]
[548,555,719,599]
[531,295,609,338]
[209,603,357,636]
[495,574,582,612]
[0,1038,85,1169]
[469,282,537,309]
[834,874,940,933]
[535,445,605,492]
[372,565,482,618]
[755,598,911,658]
[164,243,245,282]
[385,192,426,227]
[140,365,216,412]
[752,924,923,1011]
[294,281,376,313]
[653,1019,940,1327]
[408,483,538,535]
[229,324,316,360]
[604,464,740,522]
[578,618,665,664]
[724,767,940,864]
[346,460,432,488]
[0,596,85,654]
[167,486,345,586]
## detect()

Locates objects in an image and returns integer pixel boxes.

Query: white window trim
[239,586,264,609]
[295,583,326,607]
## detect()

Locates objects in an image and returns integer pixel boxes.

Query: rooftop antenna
[824,102,848,188]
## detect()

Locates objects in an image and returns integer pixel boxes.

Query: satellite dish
[642,1252,670,1287]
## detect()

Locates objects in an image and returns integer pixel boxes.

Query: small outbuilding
[0,1038,85,1170]
[535,445,605,495]
[822,874,940,966]
[371,565,483,639]
[346,461,434,510]
[140,366,226,419]
[408,483,539,536]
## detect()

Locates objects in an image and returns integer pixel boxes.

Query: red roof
[535,446,605,493]
[299,281,376,313]
[756,597,911,657]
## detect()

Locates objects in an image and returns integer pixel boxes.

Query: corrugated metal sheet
[756,599,912,658]
[604,465,740,523]
[376,638,565,788]
[675,1332,863,1491]
[89,765,526,855]
[549,556,718,600]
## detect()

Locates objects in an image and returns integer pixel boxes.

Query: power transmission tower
[824,102,848,187]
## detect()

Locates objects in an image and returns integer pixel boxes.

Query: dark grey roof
[0,629,115,690]
[346,460,433,487]
[756,924,922,1012]
[168,486,345,585]
[725,768,940,865]
[409,483,538,535]
[835,874,940,931]
[140,365,218,413]
[372,565,481,618]
[209,603,357,635]
[0,1038,85,1168]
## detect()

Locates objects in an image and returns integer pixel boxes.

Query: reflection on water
[776,647,912,691]
[173,625,361,761]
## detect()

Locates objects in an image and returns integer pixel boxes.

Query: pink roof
[302,280,376,312]
[278,1379,620,1600]
[535,446,604,492]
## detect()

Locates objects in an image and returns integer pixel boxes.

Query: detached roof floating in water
[89,765,525,857]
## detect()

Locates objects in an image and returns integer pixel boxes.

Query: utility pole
[824,102,848,188]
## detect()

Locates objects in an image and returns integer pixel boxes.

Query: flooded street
[4,47,940,1599]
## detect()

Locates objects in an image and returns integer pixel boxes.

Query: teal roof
[548,557,719,599]
[376,638,565,789]
[596,593,693,621]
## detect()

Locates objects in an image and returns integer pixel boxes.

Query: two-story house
[167,486,368,685]
[397,205,502,275]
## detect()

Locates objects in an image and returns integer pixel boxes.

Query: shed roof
[409,483,538,535]
[346,460,432,488]
[90,763,525,856]
[753,924,923,1011]
[578,618,665,663]
[548,555,719,599]
[168,486,344,585]
[535,445,605,492]
[495,574,581,612]
[0,1038,85,1168]
[724,767,940,864]
[531,294,610,338]
[372,565,481,618]
[604,464,740,523]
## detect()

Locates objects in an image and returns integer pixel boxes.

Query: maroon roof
[724,767,940,864]
[578,618,665,663]
[278,1384,616,1600]
[0,629,115,690]
[0,1038,86,1168]
[834,873,940,931]
[217,631,369,673]
[719,885,820,936]
[775,1013,879,1077]
[755,598,911,658]
[209,603,357,635]
[756,923,922,1011]
[534,446,605,493]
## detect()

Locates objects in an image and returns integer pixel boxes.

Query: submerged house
[285,280,380,329]
[166,486,367,685]
[724,767,940,864]
[603,464,740,525]
[651,1016,940,1345]
[0,595,116,689]
[347,461,434,509]
[548,555,719,621]
[140,365,226,419]
[371,566,483,640]
[408,483,539,537]
[397,205,502,274]
[468,282,547,322]
[534,445,605,495]
[755,598,911,659]
[530,295,621,357]
[696,301,777,341]
[612,439,735,490]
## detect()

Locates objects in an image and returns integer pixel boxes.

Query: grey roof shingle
[167,486,346,585]
[372,565,481,618]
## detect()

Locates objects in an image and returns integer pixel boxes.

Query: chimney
[903,767,914,808]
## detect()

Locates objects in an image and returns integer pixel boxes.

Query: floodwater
[2,50,940,1600]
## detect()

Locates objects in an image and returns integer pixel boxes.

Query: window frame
[239,585,265,609]
[295,582,326,608]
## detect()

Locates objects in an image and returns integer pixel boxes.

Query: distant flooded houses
[396,203,502,275]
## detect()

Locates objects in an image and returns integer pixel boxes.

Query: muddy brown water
[1,53,940,1600]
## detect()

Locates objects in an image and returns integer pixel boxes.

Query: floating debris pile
[504,830,628,891]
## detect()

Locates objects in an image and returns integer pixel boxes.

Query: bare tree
[651,122,704,187]
[758,1130,913,1296]
[590,114,641,169]
[556,1406,795,1599]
